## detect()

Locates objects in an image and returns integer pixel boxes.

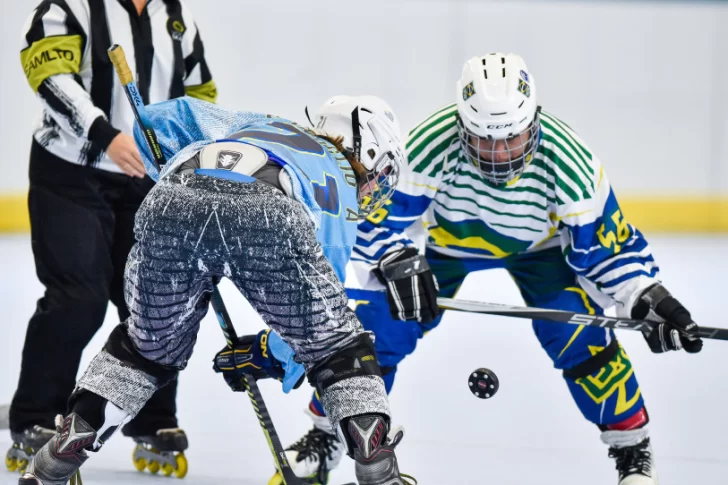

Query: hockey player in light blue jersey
[18,95,417,485]
[276,54,704,485]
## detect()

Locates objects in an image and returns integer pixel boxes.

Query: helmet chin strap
[351,106,362,162]
[304,106,316,127]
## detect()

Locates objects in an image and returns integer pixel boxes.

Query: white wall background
[1,0,727,194]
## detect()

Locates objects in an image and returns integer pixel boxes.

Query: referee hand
[107,133,146,178]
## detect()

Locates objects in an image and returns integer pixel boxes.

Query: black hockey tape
[468,368,499,399]
[562,338,618,380]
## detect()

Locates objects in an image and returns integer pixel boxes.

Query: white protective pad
[199,141,268,176]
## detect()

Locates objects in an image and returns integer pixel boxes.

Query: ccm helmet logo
[487,123,513,129]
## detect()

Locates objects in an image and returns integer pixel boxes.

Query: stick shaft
[438,297,728,341]
[208,290,300,484]
[108,44,165,170]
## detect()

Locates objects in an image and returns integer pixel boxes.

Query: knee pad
[104,323,178,386]
[307,333,382,396]
[307,334,390,433]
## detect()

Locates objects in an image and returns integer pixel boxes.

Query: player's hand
[632,283,703,353]
[106,132,146,178]
[212,330,305,392]
[376,247,440,323]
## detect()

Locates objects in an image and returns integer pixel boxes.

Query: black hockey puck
[468,368,499,399]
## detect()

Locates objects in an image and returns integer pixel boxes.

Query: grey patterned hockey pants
[76,173,389,428]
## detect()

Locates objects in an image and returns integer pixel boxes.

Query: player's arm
[178,2,217,103]
[352,108,457,322]
[20,1,145,176]
[21,1,118,153]
[558,158,702,354]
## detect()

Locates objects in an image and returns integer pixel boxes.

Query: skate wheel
[173,453,188,478]
[267,472,284,485]
[5,453,18,472]
[468,368,499,399]
[17,458,29,474]
[133,456,147,472]
[148,460,161,474]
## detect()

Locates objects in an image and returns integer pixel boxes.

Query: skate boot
[268,407,346,485]
[6,425,55,474]
[131,428,189,478]
[602,429,658,485]
[346,414,416,485]
[18,413,95,485]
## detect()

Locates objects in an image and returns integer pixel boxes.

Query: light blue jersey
[133,97,359,281]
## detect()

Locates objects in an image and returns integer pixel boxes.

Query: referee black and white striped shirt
[20,0,217,173]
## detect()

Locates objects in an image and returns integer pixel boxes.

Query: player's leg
[8,148,121,473]
[226,180,410,485]
[108,175,187,471]
[286,298,438,484]
[18,175,218,484]
[286,251,474,483]
[508,247,655,485]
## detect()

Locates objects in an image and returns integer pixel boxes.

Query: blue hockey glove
[212,329,305,393]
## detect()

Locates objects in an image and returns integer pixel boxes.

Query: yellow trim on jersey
[21,35,83,93]
[549,209,593,223]
[564,287,596,315]
[407,180,439,191]
[185,79,218,103]
[426,225,511,258]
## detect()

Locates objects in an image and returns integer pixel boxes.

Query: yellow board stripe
[21,35,83,92]
[1,195,727,233]
[619,196,728,233]
[0,194,29,233]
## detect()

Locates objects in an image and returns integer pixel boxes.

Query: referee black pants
[9,141,178,436]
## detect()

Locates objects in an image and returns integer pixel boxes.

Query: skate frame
[108,44,303,485]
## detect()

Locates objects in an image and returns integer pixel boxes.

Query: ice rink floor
[1,234,727,485]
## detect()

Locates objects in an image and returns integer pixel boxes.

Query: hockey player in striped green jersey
[280,53,703,485]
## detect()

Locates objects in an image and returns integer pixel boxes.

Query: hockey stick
[438,297,728,341]
[108,44,302,485]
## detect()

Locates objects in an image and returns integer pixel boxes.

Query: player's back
[135,97,361,281]
[225,118,360,282]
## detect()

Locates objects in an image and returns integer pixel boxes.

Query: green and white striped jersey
[353,103,660,315]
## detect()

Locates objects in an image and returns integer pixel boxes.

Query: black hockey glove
[212,330,305,392]
[375,247,440,323]
[632,283,703,354]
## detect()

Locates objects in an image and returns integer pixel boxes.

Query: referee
[8,0,216,474]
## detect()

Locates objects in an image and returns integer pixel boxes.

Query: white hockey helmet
[313,95,404,217]
[455,53,541,184]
